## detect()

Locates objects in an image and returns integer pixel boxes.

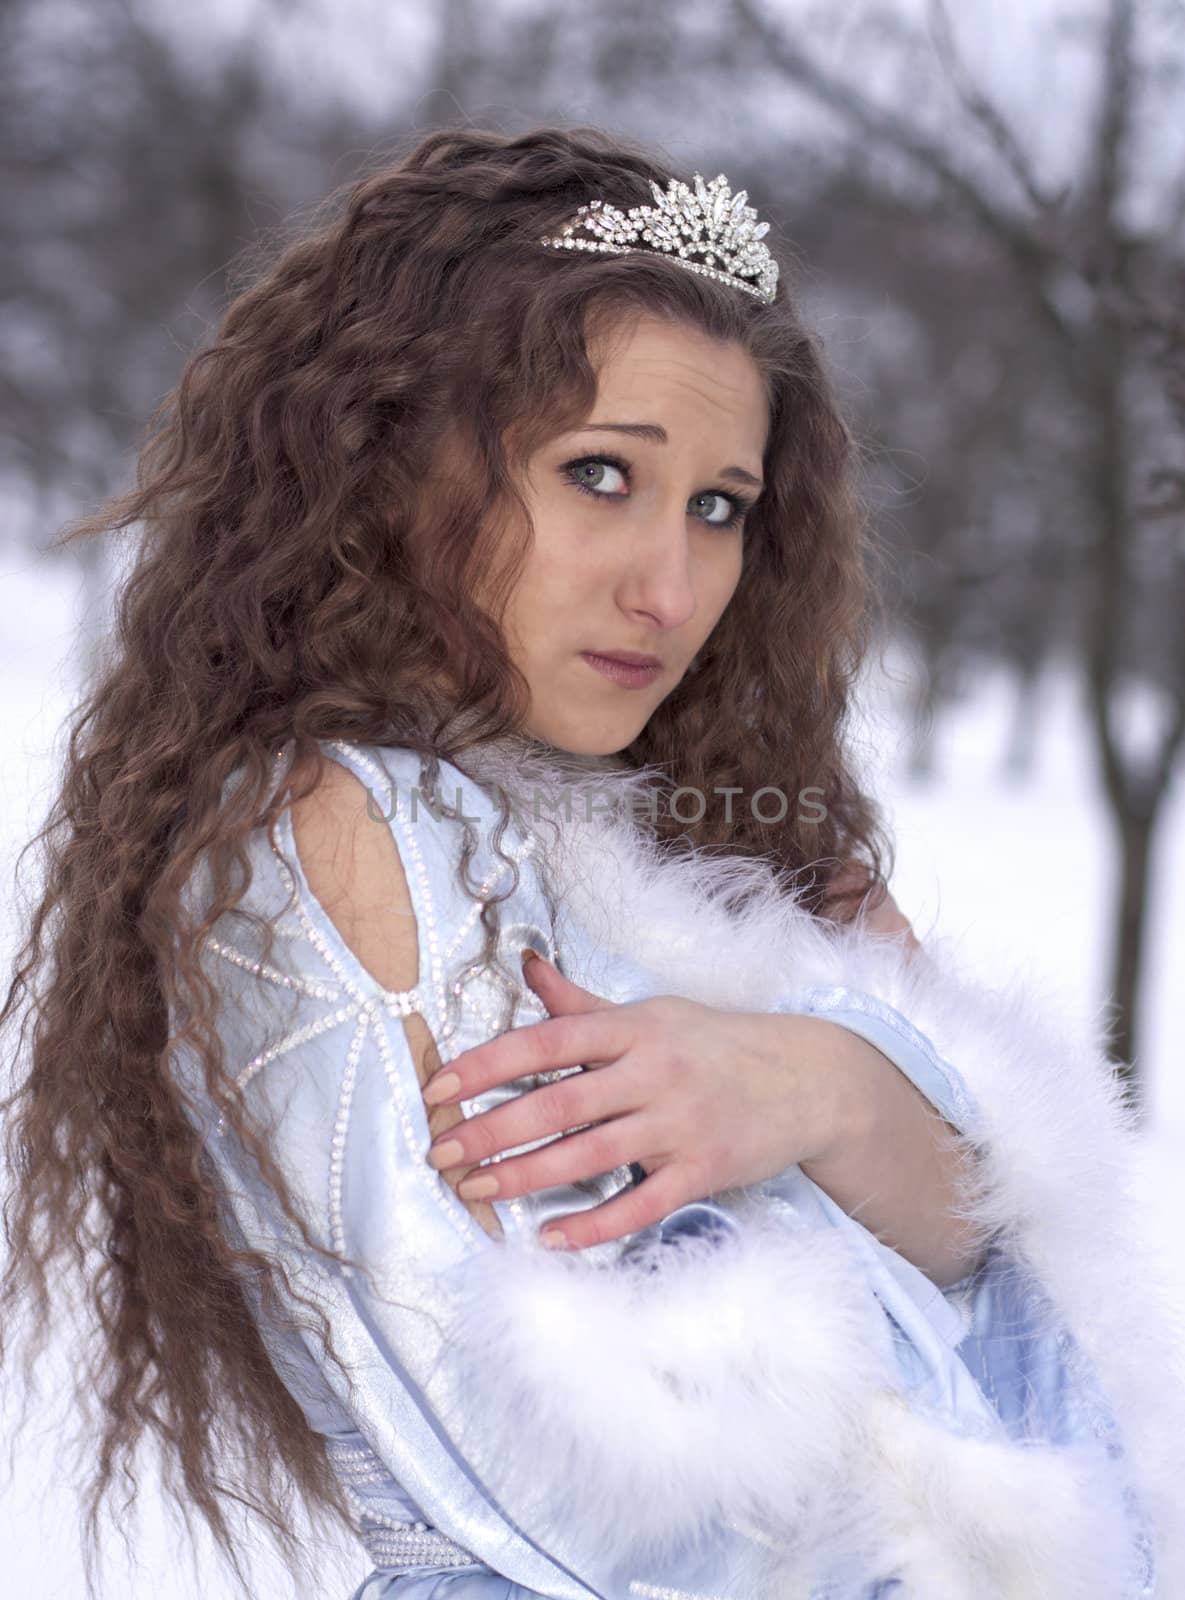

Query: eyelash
[559,453,755,531]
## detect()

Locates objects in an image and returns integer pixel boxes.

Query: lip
[587,650,662,667]
[581,651,662,688]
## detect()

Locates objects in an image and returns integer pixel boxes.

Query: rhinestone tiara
[539,171,778,305]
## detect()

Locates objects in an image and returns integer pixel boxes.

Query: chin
[527,713,643,759]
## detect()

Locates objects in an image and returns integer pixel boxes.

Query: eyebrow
[578,422,764,492]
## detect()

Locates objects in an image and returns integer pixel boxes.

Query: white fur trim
[442,1203,900,1591]
[449,743,1183,1592]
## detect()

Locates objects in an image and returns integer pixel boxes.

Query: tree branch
[925,0,1070,215]
[728,0,1082,356]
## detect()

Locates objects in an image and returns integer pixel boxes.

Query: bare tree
[702,0,1185,1113]
[1,0,339,676]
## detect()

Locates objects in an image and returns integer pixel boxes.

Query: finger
[537,1163,692,1253]
[522,954,608,1012]
[424,1010,634,1105]
[429,1067,642,1170]
[455,1111,654,1202]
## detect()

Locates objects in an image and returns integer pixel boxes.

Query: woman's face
[502,312,770,756]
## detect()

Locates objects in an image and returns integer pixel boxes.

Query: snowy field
[1,554,1183,1596]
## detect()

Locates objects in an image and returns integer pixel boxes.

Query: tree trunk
[1107,799,1158,1121]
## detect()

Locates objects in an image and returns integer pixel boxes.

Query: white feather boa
[426,741,1185,1597]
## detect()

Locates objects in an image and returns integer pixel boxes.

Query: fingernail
[423,1072,460,1106]
[427,1139,464,1169]
[521,948,541,975]
[458,1174,499,1199]
[540,1229,568,1250]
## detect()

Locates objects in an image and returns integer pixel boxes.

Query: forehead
[587,313,768,441]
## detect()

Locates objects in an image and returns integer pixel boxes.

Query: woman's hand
[422,953,868,1251]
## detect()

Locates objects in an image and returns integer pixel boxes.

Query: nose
[617,510,698,633]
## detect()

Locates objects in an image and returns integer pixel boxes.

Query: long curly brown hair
[0,123,897,1597]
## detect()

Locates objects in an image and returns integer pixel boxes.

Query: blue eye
[565,457,628,497]
[559,454,753,531]
[689,490,740,527]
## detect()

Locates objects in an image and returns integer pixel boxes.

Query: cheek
[503,528,593,654]
[705,543,744,619]
[523,516,603,605]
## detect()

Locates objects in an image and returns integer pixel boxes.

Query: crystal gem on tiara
[539,171,778,305]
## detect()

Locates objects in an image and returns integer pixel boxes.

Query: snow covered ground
[1,555,1182,1596]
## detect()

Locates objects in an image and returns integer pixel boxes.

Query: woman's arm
[785,1013,986,1288]
[789,867,984,1287]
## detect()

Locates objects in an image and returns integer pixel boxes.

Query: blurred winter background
[2,0,1183,1593]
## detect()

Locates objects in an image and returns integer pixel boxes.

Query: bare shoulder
[288,751,418,994]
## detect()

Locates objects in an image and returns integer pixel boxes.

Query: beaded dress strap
[325,1436,482,1573]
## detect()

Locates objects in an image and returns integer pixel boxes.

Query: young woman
[2,124,1180,1600]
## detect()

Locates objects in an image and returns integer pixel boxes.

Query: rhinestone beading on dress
[357,1520,480,1569]
[200,744,687,1266]
[326,1434,482,1572]
[202,743,561,1254]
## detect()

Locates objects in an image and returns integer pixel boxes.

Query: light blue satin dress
[170,739,1157,1599]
